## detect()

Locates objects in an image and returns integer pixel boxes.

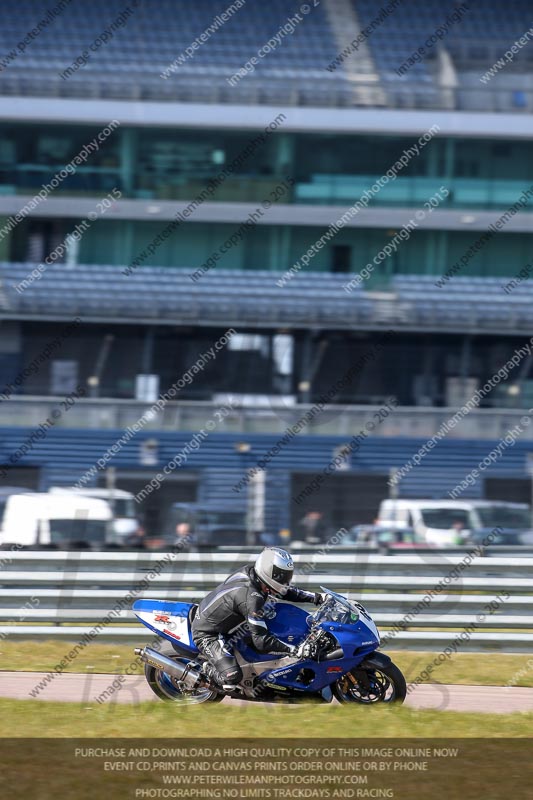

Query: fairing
[133,591,381,695]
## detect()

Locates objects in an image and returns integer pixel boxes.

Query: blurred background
[1,0,533,552]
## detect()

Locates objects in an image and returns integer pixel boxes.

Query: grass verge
[0,697,532,738]
[1,640,531,687]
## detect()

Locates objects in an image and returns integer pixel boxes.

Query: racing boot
[201,662,226,688]
[201,663,243,695]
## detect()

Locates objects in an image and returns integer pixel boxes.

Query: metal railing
[1,74,532,113]
[1,550,532,651]
[1,397,533,440]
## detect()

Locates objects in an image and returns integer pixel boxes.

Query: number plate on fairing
[133,599,192,644]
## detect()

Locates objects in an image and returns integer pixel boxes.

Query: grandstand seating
[1,263,531,334]
[3,0,533,524]
[0,0,531,109]
[356,0,532,74]
[355,0,533,110]
[0,0,353,106]
[1,0,335,73]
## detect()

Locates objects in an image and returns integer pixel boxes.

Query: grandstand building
[1,0,533,538]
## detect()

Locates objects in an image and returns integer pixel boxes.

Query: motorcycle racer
[191,547,325,688]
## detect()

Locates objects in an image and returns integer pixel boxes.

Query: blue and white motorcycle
[133,588,406,705]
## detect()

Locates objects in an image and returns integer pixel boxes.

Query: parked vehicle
[49,487,141,545]
[0,486,32,524]
[0,492,112,549]
[133,588,406,705]
[377,499,532,546]
[346,524,419,548]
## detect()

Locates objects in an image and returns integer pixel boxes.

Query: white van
[0,493,112,548]
[377,499,531,546]
[49,487,140,544]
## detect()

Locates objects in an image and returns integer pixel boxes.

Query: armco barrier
[0,550,532,651]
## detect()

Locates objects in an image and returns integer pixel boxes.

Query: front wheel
[144,642,223,704]
[332,661,406,705]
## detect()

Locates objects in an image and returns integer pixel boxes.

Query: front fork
[344,651,392,694]
[347,669,373,693]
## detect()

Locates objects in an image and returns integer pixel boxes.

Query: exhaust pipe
[135,646,203,691]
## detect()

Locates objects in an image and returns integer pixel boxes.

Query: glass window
[476,506,530,529]
[420,508,471,529]
[48,519,107,543]
[112,499,136,518]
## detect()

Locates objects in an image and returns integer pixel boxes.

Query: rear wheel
[144,642,223,704]
[332,661,406,705]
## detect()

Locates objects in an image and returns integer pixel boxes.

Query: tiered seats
[356,0,532,77]
[1,1,531,108]
[391,274,533,331]
[0,263,373,328]
[355,0,532,109]
[0,0,352,106]
[1,263,531,333]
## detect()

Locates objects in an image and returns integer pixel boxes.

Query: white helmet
[254,547,294,596]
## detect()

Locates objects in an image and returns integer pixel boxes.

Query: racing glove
[313,592,328,606]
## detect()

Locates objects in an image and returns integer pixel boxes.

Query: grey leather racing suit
[191,563,319,686]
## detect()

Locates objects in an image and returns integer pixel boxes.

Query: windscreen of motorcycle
[353,602,380,644]
[314,597,359,626]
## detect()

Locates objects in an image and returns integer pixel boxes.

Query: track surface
[2,672,533,712]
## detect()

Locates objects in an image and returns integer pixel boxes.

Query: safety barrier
[1,551,532,651]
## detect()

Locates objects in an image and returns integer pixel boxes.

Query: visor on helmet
[271,563,293,586]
